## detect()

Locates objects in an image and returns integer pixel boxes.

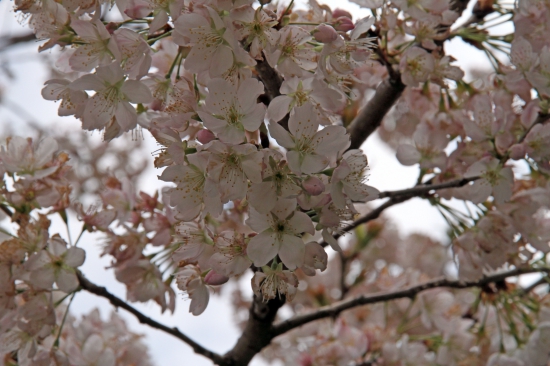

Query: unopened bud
[332,8,352,19]
[302,176,325,196]
[333,16,355,32]
[204,270,229,286]
[313,24,338,43]
[197,129,215,144]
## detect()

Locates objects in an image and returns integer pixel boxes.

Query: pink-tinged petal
[289,104,319,139]
[184,44,215,73]
[48,238,68,256]
[301,154,329,174]
[269,122,294,148]
[70,19,97,39]
[149,10,169,35]
[25,251,50,271]
[82,334,104,363]
[209,45,234,77]
[30,267,56,289]
[396,144,421,166]
[189,282,209,316]
[313,126,350,155]
[241,153,264,184]
[286,150,303,175]
[249,182,277,214]
[41,79,69,100]
[278,234,305,270]
[330,182,347,209]
[267,96,292,123]
[238,78,265,111]
[272,198,296,220]
[70,74,105,91]
[241,103,266,132]
[115,102,138,131]
[34,137,58,167]
[464,161,486,178]
[464,180,492,204]
[173,242,206,262]
[198,111,227,131]
[121,80,152,103]
[287,211,314,235]
[204,270,229,285]
[64,247,85,267]
[247,231,279,267]
[96,348,116,366]
[246,208,274,232]
[56,268,79,293]
[96,62,125,84]
[322,229,342,253]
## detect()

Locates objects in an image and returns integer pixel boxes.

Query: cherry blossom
[24,235,85,292]
[246,199,314,270]
[198,78,266,144]
[269,104,349,175]
[70,63,152,135]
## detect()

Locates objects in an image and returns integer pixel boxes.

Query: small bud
[332,8,352,19]
[313,24,338,43]
[333,16,355,32]
[302,176,325,196]
[204,270,229,286]
[105,22,118,34]
[197,129,216,144]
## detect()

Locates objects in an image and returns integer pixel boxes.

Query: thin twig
[76,271,225,365]
[377,176,478,199]
[272,267,550,336]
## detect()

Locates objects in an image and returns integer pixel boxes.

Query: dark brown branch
[76,271,225,365]
[255,59,290,131]
[377,176,478,199]
[0,32,37,52]
[222,295,286,366]
[347,76,405,150]
[272,267,550,337]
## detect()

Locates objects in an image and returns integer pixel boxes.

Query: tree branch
[377,176,478,199]
[347,75,405,150]
[76,271,225,365]
[0,32,37,53]
[222,295,286,366]
[272,266,550,337]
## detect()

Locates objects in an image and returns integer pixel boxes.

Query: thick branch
[272,267,550,337]
[76,272,225,365]
[254,59,290,131]
[222,295,286,366]
[347,76,405,150]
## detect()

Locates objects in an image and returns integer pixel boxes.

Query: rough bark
[222,295,286,366]
[347,76,405,150]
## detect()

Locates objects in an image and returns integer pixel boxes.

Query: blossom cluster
[2,0,550,364]
[0,136,153,365]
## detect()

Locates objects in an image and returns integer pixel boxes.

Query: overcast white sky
[0,1,512,365]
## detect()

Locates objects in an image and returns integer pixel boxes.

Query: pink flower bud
[302,176,325,196]
[313,24,338,43]
[197,129,215,144]
[333,16,354,32]
[204,270,229,286]
[105,22,118,35]
[333,8,352,19]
